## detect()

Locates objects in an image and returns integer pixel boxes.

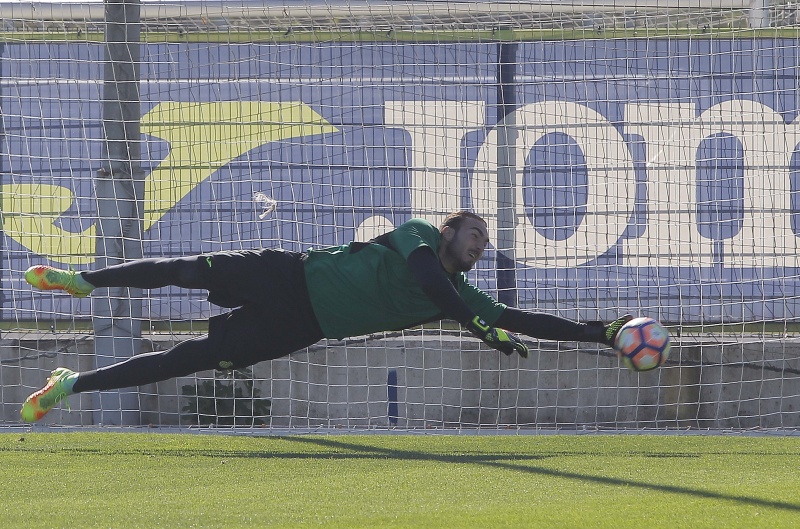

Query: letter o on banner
[472,101,636,268]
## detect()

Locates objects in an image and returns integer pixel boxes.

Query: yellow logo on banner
[2,183,96,264]
[141,101,338,232]
[2,101,338,265]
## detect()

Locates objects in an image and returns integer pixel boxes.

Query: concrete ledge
[1,333,797,429]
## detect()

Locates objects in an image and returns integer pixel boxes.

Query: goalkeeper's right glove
[603,314,633,350]
[466,316,529,359]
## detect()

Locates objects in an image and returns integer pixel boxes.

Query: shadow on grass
[284,436,800,514]
[11,434,798,513]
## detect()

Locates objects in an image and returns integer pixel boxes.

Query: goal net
[1,0,798,431]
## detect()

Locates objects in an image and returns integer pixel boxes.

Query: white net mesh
[0,0,799,430]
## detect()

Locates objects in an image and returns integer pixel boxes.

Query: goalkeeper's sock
[82,257,208,290]
[20,368,80,422]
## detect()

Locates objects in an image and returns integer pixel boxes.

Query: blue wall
[4,38,800,325]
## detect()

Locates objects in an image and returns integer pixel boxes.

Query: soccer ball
[614,317,671,372]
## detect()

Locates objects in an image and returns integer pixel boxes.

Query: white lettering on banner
[383,100,486,228]
[627,100,800,268]
[703,100,800,268]
[472,101,636,268]
[388,99,800,269]
[624,102,715,267]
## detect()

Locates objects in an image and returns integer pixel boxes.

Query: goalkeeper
[20,210,629,422]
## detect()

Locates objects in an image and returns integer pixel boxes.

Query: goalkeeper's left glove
[466,316,529,358]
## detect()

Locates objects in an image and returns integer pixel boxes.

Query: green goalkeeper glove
[466,316,529,358]
[601,314,633,349]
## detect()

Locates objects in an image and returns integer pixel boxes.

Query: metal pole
[496,39,519,426]
[496,40,518,308]
[0,42,5,315]
[93,0,143,425]
[748,0,770,28]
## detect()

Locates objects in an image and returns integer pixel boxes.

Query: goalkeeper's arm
[494,307,630,348]
[405,247,627,356]
[406,247,528,357]
[405,247,474,323]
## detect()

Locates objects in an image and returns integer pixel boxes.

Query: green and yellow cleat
[20,368,78,422]
[25,265,95,298]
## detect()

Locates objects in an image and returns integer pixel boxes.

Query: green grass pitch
[0,432,798,528]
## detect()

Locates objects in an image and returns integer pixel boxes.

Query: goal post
[0,0,799,431]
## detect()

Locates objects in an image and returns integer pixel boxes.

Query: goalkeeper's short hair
[440,210,487,232]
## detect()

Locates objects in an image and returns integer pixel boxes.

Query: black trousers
[73,250,324,393]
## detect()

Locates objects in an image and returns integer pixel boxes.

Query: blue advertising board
[3,38,800,325]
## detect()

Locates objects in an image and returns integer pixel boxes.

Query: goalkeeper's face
[440,217,490,273]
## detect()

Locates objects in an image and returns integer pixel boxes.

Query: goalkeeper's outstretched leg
[26,248,307,308]
[21,301,325,422]
[26,255,217,297]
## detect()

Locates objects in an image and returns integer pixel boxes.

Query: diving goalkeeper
[20,210,629,422]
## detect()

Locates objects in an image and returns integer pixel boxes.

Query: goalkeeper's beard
[441,243,477,273]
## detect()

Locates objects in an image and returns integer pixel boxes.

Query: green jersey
[303,218,506,340]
